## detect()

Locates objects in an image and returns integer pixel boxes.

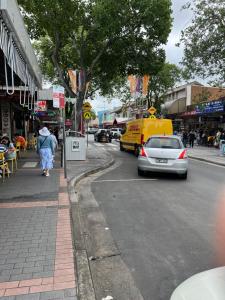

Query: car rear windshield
[145,137,182,149]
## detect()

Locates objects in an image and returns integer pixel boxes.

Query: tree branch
[51,32,75,98]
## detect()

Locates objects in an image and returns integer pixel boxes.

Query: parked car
[94,129,112,143]
[137,135,188,179]
[86,127,98,134]
[171,267,225,300]
[110,128,122,139]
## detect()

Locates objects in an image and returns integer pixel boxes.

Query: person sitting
[1,137,16,160]
[14,134,26,149]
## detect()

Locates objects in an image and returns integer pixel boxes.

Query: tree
[18,0,172,128]
[114,63,181,113]
[147,63,181,111]
[179,0,225,84]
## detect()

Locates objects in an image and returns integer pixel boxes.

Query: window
[145,137,182,149]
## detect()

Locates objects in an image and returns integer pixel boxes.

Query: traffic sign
[83,111,91,120]
[149,115,156,119]
[82,102,92,111]
[148,106,156,115]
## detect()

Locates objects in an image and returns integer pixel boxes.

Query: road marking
[22,162,38,168]
[93,143,105,147]
[106,144,118,147]
[93,178,157,182]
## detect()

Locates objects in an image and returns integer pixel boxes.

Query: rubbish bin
[65,131,86,160]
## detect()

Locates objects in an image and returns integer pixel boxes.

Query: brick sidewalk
[0,152,77,299]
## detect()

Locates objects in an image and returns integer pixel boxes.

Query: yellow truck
[120,118,173,155]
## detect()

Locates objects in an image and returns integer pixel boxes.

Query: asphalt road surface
[89,138,225,300]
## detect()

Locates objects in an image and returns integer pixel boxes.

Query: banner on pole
[142,75,150,97]
[53,85,65,108]
[128,75,136,96]
[68,70,77,94]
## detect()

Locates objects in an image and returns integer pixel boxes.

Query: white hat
[39,127,50,137]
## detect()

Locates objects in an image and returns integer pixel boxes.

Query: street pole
[87,120,89,148]
[62,108,67,179]
[74,99,77,132]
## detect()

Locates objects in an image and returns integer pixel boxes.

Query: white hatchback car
[137,135,188,179]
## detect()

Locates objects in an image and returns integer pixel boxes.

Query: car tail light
[141,134,144,145]
[178,150,187,159]
[140,147,147,157]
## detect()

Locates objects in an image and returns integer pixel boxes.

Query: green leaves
[18,0,173,99]
[180,0,225,84]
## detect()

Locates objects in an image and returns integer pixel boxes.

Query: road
[83,136,225,299]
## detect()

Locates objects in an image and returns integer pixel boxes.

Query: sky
[92,0,193,113]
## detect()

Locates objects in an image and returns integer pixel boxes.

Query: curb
[67,154,115,300]
[68,154,115,203]
[189,155,225,167]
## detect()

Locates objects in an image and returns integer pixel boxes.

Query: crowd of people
[175,129,225,154]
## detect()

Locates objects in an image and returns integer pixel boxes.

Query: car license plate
[156,158,168,163]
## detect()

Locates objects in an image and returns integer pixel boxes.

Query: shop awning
[0,0,42,92]
[161,98,186,114]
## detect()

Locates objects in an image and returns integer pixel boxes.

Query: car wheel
[179,172,188,179]
[120,142,124,151]
[138,168,145,176]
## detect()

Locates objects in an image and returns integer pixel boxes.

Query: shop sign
[181,111,196,117]
[196,100,224,114]
[72,140,80,152]
[34,101,47,112]
[65,119,72,126]
[1,102,11,138]
[35,110,56,117]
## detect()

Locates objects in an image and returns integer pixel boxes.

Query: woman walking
[37,127,54,177]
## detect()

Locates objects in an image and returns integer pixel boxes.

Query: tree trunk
[74,91,85,132]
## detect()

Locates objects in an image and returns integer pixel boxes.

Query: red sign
[53,85,65,108]
[65,119,72,126]
[35,101,47,112]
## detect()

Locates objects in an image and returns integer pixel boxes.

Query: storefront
[0,0,42,139]
[181,98,225,131]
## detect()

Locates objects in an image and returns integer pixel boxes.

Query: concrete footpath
[0,143,223,299]
[187,145,225,166]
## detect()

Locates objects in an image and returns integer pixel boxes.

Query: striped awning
[0,17,36,95]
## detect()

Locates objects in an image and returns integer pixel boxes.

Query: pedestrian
[49,129,58,152]
[214,129,221,148]
[14,133,26,150]
[37,127,54,177]
[196,131,201,146]
[49,129,58,163]
[58,128,63,146]
[54,128,59,142]
[189,130,195,148]
[219,131,225,156]
[182,131,188,148]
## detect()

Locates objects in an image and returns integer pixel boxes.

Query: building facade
[0,0,42,139]
[162,82,225,131]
